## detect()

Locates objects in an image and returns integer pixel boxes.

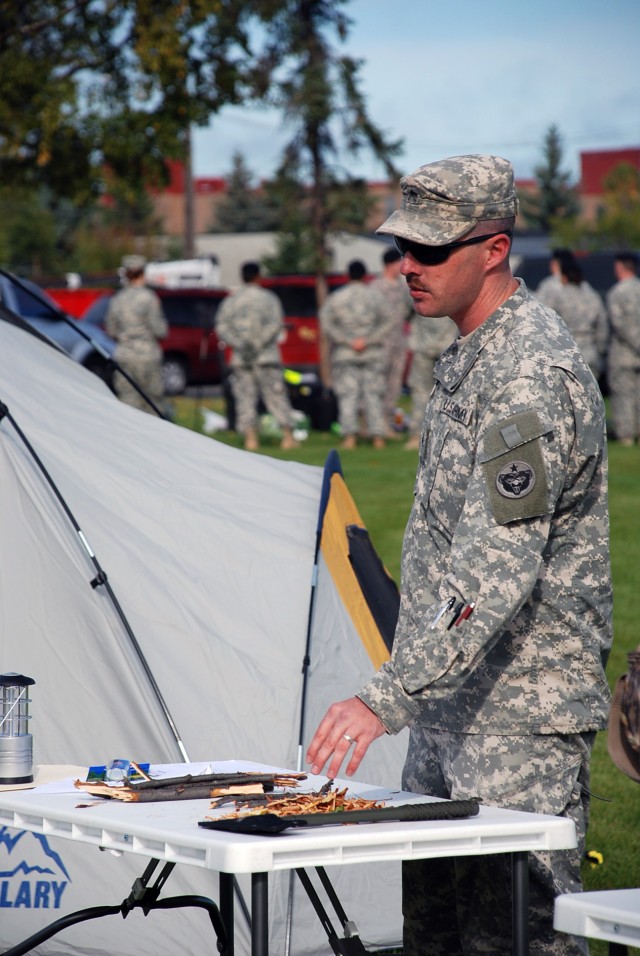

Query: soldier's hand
[239,342,257,364]
[306,696,386,778]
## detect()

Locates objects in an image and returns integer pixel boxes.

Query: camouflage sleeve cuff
[356,663,421,735]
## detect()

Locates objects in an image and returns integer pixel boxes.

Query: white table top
[0,761,576,876]
[554,889,640,948]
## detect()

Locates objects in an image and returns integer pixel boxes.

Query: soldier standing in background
[540,257,608,384]
[105,255,168,414]
[308,155,612,956]
[370,246,414,436]
[216,261,299,452]
[535,248,574,306]
[320,259,395,449]
[607,252,640,445]
[404,312,456,449]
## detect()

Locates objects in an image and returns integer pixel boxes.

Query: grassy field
[175,394,639,952]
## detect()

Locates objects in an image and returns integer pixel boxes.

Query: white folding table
[0,763,577,956]
[554,888,640,954]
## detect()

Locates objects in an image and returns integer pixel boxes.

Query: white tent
[0,318,408,954]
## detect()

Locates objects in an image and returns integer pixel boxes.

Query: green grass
[174,395,640,953]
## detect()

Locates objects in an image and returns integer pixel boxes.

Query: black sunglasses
[394,231,511,266]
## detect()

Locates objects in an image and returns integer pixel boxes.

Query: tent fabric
[0,319,408,955]
[346,524,400,654]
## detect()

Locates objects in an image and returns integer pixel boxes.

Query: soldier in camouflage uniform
[307,155,613,955]
[535,249,574,308]
[537,257,608,383]
[320,259,396,449]
[606,252,640,445]
[105,255,168,414]
[216,261,298,452]
[370,246,414,435]
[404,312,456,449]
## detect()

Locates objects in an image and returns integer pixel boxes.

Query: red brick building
[151,149,640,238]
[579,147,640,220]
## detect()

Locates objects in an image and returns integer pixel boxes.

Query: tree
[593,163,640,249]
[254,0,404,382]
[521,125,579,232]
[211,152,279,232]
[0,0,282,244]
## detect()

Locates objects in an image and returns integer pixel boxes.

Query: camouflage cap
[121,254,147,272]
[377,154,518,246]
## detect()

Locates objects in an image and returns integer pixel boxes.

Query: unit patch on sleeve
[496,460,535,498]
[479,410,552,524]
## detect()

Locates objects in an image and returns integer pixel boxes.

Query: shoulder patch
[480,411,551,524]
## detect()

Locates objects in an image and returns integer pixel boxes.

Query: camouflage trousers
[113,352,165,414]
[230,365,295,435]
[333,359,386,438]
[407,351,437,436]
[384,339,408,427]
[608,364,640,441]
[402,727,595,956]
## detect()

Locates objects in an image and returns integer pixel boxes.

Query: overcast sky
[192,0,640,185]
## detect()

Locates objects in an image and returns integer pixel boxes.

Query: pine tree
[521,125,579,232]
[211,153,279,233]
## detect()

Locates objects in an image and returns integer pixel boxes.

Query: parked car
[0,272,116,385]
[82,288,229,395]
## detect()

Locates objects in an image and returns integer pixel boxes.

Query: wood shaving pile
[212,786,384,820]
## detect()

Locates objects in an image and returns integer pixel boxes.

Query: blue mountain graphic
[0,827,71,881]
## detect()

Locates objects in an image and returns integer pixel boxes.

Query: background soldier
[216,261,299,452]
[404,313,456,449]
[308,155,612,956]
[105,255,168,414]
[320,259,395,449]
[535,248,575,307]
[607,251,640,445]
[370,246,414,436]
[540,256,608,384]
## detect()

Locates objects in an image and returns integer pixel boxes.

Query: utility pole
[184,127,195,258]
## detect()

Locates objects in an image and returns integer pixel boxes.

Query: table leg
[220,873,234,956]
[252,872,269,956]
[511,851,529,956]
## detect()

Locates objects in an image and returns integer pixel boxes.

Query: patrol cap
[121,254,147,272]
[377,154,518,246]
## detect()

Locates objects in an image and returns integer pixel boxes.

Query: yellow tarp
[320,472,392,670]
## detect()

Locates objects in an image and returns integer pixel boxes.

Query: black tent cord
[0,268,169,420]
[0,399,188,763]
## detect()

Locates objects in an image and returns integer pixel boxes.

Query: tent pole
[285,450,342,956]
[0,400,189,763]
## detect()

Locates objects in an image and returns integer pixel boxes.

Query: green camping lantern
[0,673,35,784]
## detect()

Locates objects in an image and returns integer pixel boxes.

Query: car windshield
[13,282,59,319]
[83,297,110,325]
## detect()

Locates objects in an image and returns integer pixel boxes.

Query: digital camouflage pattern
[607,273,640,442]
[377,154,518,246]
[358,280,613,735]
[369,273,414,426]
[537,280,608,380]
[320,280,396,437]
[535,273,563,307]
[406,315,457,436]
[402,730,594,955]
[357,280,611,955]
[216,284,285,369]
[216,283,296,433]
[104,285,168,412]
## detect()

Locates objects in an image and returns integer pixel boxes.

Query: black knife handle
[290,799,480,827]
